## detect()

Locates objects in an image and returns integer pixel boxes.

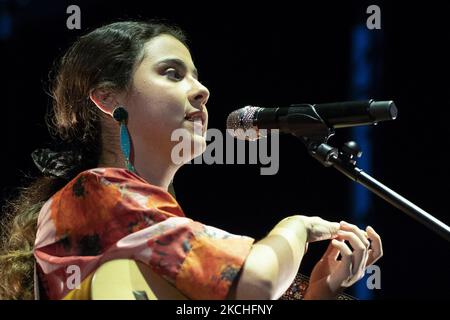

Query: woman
[0,21,382,300]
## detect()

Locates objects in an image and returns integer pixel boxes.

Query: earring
[112,106,137,173]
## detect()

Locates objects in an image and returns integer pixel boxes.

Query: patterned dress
[34,168,255,300]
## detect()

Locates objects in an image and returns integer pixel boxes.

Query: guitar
[90,259,354,300]
[91,259,188,300]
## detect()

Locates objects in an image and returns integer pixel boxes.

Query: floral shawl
[34,168,255,300]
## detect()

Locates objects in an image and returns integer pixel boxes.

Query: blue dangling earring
[112,106,137,173]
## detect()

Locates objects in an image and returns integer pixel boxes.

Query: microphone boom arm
[298,135,450,243]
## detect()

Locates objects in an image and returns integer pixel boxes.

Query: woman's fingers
[328,239,353,290]
[366,226,383,265]
[336,230,368,277]
[340,221,370,271]
[340,221,370,249]
[321,223,383,291]
[323,239,341,260]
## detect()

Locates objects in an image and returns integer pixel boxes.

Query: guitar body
[91,259,188,300]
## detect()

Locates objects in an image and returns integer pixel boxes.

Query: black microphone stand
[292,110,450,243]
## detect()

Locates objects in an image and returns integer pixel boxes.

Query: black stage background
[1,0,449,299]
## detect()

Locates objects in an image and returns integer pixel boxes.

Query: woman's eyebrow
[157,58,199,79]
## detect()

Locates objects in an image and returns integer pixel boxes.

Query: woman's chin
[170,135,206,165]
[189,137,207,160]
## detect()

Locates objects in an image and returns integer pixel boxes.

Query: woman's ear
[89,88,121,116]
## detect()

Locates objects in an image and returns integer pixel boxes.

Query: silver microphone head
[226,106,267,141]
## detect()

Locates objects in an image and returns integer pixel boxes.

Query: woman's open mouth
[186,118,203,133]
[184,111,206,135]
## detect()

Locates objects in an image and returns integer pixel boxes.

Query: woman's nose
[189,80,210,109]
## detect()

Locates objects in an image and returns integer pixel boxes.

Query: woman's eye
[165,68,183,81]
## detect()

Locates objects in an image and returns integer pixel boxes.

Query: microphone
[226,100,397,140]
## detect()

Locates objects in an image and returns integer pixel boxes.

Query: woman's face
[124,34,210,165]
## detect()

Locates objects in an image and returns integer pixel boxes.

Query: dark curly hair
[0,20,187,299]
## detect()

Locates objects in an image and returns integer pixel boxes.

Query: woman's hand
[304,222,383,300]
[296,215,341,243]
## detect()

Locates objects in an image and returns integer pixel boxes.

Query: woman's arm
[227,215,340,300]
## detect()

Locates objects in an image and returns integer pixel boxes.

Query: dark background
[1,0,449,299]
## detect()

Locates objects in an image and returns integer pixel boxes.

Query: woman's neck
[98,127,179,191]
[133,149,178,191]
[98,151,177,191]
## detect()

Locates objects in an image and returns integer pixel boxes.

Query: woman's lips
[185,118,205,135]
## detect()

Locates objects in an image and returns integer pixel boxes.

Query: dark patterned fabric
[280,273,355,300]
[31,148,83,179]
